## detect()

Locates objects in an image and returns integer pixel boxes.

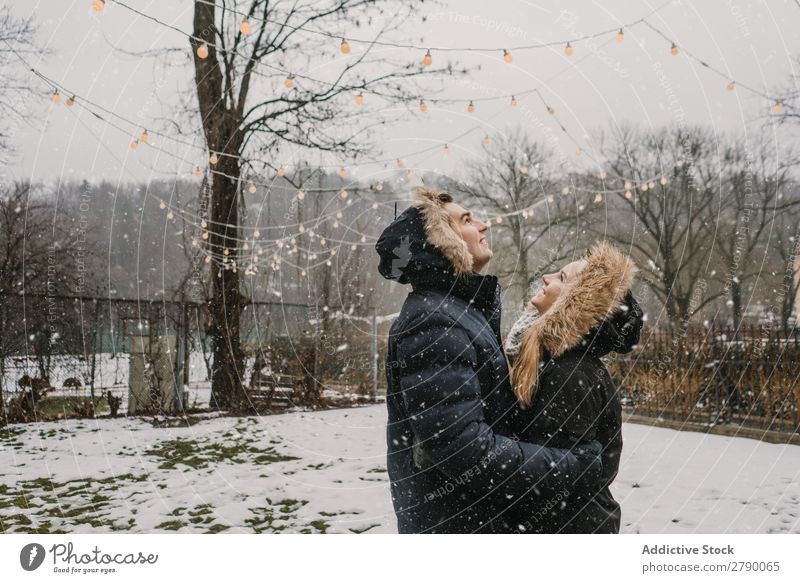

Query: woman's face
[529,259,587,313]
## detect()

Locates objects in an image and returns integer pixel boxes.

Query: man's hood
[375,187,473,284]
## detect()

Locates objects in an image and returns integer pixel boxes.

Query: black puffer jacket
[376,187,603,534]
[501,244,643,533]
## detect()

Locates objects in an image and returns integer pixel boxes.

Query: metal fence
[608,326,800,434]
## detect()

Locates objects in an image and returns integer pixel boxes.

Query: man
[375,186,603,534]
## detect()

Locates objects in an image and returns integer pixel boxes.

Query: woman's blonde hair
[509,242,636,406]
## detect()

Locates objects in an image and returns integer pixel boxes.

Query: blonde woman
[501,241,643,534]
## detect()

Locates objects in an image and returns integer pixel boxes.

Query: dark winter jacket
[375,187,603,534]
[501,243,643,534]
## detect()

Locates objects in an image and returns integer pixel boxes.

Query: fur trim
[510,241,637,406]
[412,187,473,275]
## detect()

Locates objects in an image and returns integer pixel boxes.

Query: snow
[1,405,798,533]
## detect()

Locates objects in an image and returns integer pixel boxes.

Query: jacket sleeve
[395,313,589,500]
[527,364,604,449]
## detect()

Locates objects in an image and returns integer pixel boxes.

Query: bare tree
[0,7,41,158]
[598,125,723,328]
[447,129,588,318]
[714,134,799,330]
[184,0,449,409]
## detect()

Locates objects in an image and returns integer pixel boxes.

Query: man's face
[444,202,492,272]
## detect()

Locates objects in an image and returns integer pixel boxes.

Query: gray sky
[5,0,800,185]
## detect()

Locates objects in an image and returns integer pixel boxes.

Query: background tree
[187,0,451,409]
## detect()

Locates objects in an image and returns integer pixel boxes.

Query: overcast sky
[4,0,800,186]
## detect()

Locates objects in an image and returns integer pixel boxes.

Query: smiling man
[375,186,603,533]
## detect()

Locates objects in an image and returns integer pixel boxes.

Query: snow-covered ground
[1,405,798,534]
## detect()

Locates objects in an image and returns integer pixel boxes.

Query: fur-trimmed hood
[507,242,641,405]
[375,187,473,283]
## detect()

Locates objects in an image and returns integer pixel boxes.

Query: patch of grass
[309,519,329,533]
[349,524,380,534]
[145,438,299,471]
[156,519,186,531]
[206,523,229,534]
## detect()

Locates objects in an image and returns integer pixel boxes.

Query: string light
[561,186,570,195]
[419,99,427,112]
[248,183,257,193]
[278,165,285,176]
[467,100,474,113]
[503,49,512,63]
[339,189,348,199]
[726,81,735,91]
[140,129,149,143]
[771,101,782,114]
[159,201,166,210]
[209,152,218,165]
[375,182,383,191]
[284,74,295,89]
[625,190,633,199]
[547,105,555,115]
[194,166,202,177]
[660,176,668,185]
[565,42,574,57]
[92,0,105,13]
[423,49,432,66]
[66,95,75,107]
[594,194,603,203]
[51,89,60,103]
[670,42,679,56]
[520,165,528,174]
[355,92,364,106]
[167,210,174,220]
[240,19,251,35]
[511,95,518,107]
[197,43,209,59]
[130,139,138,150]
[340,39,350,54]
[254,229,260,238]
[443,144,450,155]
[338,167,347,178]
[201,220,207,228]
[482,135,490,145]
[396,159,405,168]
[297,191,305,200]
[616,28,625,43]
[575,147,583,156]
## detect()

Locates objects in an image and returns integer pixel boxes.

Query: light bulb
[443,144,450,155]
[340,39,350,54]
[467,100,474,113]
[254,229,260,238]
[92,0,105,13]
[66,95,75,107]
[511,95,518,107]
[397,159,405,168]
[284,74,294,89]
[503,49,512,63]
[209,152,218,165]
[726,81,735,92]
[616,28,624,43]
[159,201,166,209]
[336,211,343,219]
[201,220,207,228]
[339,167,347,177]
[565,42,573,57]
[372,202,379,209]
[625,190,633,199]
[194,166,201,177]
[771,101,782,114]
[547,106,555,115]
[197,43,209,59]
[660,177,668,185]
[594,194,603,203]
[51,90,61,103]
[140,130,148,142]
[670,43,679,56]
[482,135,490,145]
[423,49,432,66]
[495,217,503,224]
[575,147,583,156]
[277,165,285,176]
[375,182,383,191]
[355,93,364,106]
[520,165,528,174]
[419,99,427,112]
[624,180,632,190]
[297,191,305,200]
[339,189,348,199]
[240,19,251,35]
[167,211,174,220]
[130,139,138,150]
[248,183,257,193]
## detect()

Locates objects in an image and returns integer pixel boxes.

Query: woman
[502,241,643,534]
